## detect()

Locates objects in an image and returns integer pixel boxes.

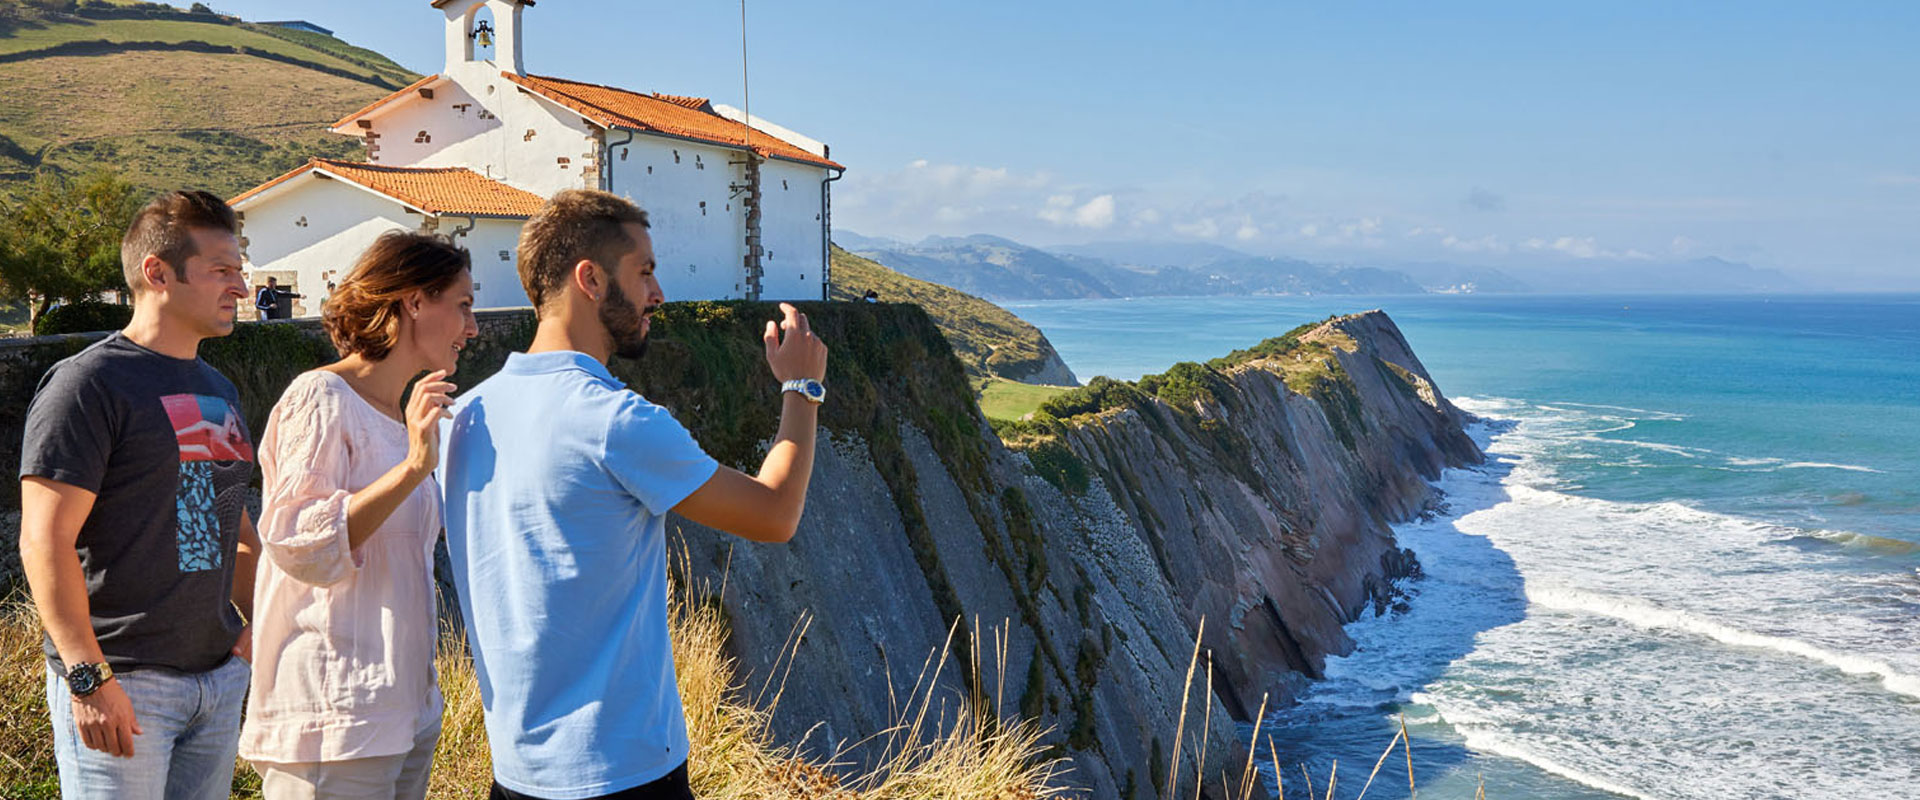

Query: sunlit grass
[978,378,1071,422]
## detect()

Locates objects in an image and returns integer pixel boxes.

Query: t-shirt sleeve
[601,396,720,515]
[19,361,115,492]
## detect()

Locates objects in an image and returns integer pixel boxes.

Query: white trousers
[255,717,441,800]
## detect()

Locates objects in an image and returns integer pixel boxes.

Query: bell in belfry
[473,20,495,49]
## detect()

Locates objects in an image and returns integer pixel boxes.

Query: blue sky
[210,1,1919,288]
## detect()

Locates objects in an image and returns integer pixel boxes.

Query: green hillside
[829,245,1076,394]
[0,0,417,198]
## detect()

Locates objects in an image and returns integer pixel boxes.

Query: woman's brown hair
[322,230,471,361]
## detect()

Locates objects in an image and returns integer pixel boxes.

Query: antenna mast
[738,0,764,300]
[739,0,751,147]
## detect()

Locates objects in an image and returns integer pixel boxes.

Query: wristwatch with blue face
[781,378,827,405]
[66,661,114,698]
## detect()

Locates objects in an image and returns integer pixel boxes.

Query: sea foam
[1276,396,1920,799]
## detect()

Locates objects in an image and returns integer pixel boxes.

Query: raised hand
[404,370,456,476]
[762,302,828,384]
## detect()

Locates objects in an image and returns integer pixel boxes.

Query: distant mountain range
[837,233,1807,299]
[843,234,1429,300]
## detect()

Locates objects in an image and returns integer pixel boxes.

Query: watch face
[68,665,99,694]
[805,381,825,399]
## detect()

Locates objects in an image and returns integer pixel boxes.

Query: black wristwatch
[66,661,114,698]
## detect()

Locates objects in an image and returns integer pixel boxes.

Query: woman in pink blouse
[241,231,477,798]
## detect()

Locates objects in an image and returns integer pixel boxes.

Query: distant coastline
[838,231,1807,300]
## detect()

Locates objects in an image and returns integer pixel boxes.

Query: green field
[978,377,1071,421]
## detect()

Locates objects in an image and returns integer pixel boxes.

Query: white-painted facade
[234,0,841,313]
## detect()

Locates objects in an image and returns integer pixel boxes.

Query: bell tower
[439,0,531,77]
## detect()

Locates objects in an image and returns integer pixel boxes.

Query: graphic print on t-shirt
[161,394,254,571]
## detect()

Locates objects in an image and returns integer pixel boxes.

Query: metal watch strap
[781,378,825,404]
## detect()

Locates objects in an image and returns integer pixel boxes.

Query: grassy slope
[0,1,414,197]
[978,377,1068,422]
[828,245,1074,389]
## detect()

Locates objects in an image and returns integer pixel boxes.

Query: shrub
[1025,438,1090,496]
[31,300,131,336]
[1036,376,1144,421]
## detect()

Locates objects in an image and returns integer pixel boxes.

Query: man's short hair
[516,189,649,311]
[121,191,238,293]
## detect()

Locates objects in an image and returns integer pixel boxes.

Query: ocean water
[1004,294,1920,799]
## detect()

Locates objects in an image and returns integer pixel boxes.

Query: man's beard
[600,279,655,360]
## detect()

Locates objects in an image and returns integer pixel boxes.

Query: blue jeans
[46,656,251,800]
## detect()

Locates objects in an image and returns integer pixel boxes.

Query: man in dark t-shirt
[18,190,260,800]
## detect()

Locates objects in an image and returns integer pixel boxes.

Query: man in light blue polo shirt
[441,189,829,800]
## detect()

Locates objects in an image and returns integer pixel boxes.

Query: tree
[0,170,142,326]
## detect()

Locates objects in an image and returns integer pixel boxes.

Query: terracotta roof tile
[650,92,712,110]
[506,73,842,169]
[232,158,546,218]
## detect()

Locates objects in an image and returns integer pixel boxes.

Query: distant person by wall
[271,285,304,319]
[863,289,879,303]
[254,277,278,321]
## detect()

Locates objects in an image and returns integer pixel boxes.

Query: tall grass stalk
[1,580,1066,800]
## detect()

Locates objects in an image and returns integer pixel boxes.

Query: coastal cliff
[0,303,1477,798]
[646,305,1481,797]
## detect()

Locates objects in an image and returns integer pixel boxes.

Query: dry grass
[2,590,1459,800]
[420,578,1070,799]
[0,593,59,799]
[0,581,1069,799]
[0,50,379,199]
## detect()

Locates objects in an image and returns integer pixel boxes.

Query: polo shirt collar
[501,350,623,387]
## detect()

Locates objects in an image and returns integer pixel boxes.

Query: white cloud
[836,159,1068,239]
[1338,217,1383,238]
[1077,194,1117,228]
[1440,234,1509,254]
[1174,218,1221,239]
[1235,222,1261,241]
[1521,235,1651,260]
[1553,236,1599,258]
[1038,193,1116,229]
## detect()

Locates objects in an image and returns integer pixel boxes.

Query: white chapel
[232,0,845,313]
